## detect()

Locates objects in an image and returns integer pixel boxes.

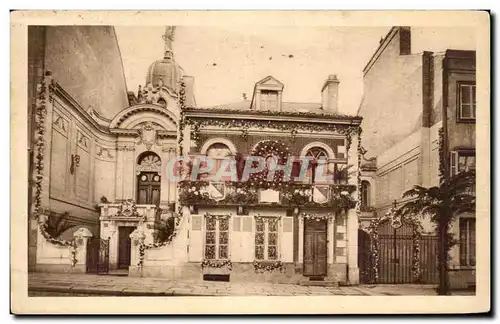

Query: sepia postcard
[10,10,490,314]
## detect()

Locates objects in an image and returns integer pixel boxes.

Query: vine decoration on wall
[32,73,78,266]
[367,208,423,283]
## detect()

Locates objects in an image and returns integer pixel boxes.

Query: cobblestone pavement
[28,273,468,297]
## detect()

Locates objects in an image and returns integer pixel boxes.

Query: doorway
[303,219,327,277]
[117,226,135,269]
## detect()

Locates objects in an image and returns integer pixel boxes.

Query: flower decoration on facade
[281,187,313,205]
[367,212,423,284]
[254,214,281,225]
[178,181,212,206]
[204,213,232,221]
[226,186,259,205]
[299,212,335,222]
[253,260,284,273]
[201,259,233,271]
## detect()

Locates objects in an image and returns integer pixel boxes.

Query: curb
[28,286,214,297]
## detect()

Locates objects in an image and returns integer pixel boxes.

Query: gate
[378,220,414,283]
[86,237,110,274]
[419,235,439,284]
[358,229,375,284]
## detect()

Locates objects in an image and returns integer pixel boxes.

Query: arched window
[205,143,233,181]
[136,152,161,205]
[361,181,371,210]
[304,147,329,184]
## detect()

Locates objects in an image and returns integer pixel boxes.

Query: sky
[115,26,476,115]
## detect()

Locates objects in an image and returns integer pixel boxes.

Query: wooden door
[137,172,161,205]
[303,219,327,277]
[118,227,134,269]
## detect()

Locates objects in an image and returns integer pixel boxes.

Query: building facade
[358,27,476,288]
[29,26,362,285]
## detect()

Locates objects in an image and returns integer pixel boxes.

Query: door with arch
[136,152,161,205]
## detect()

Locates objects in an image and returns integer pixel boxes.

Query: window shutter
[450,151,458,176]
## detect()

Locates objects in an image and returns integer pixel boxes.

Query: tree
[395,170,475,295]
[43,212,75,238]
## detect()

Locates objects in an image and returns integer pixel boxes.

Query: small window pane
[255,246,264,260]
[219,218,229,231]
[268,222,278,232]
[256,220,264,232]
[206,218,216,231]
[206,232,216,244]
[268,233,278,245]
[219,245,228,259]
[268,246,278,260]
[219,231,228,245]
[461,85,471,104]
[205,245,216,260]
[255,232,264,245]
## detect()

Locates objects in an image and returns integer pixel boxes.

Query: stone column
[298,217,304,263]
[72,227,93,273]
[129,228,146,277]
[115,147,125,200]
[347,208,359,285]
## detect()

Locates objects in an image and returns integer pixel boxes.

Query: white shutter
[450,151,458,176]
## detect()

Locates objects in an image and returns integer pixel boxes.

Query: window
[361,181,371,209]
[255,218,279,261]
[204,216,229,260]
[458,83,476,120]
[450,150,475,195]
[459,218,475,266]
[305,147,329,184]
[205,143,233,181]
[136,152,161,205]
[260,90,278,110]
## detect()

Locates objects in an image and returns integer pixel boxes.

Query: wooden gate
[378,220,414,283]
[86,238,110,274]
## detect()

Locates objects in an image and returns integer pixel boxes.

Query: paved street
[27,272,471,297]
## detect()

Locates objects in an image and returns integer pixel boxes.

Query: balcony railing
[178,180,357,209]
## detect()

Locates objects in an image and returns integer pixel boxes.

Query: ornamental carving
[137,121,160,150]
[136,153,162,175]
[113,199,140,218]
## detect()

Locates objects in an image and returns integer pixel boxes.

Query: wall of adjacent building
[358,28,424,159]
[44,26,129,119]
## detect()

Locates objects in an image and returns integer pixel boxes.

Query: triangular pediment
[256,75,284,89]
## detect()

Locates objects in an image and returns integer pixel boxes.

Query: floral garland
[254,214,282,223]
[204,212,232,220]
[142,209,183,249]
[183,116,360,152]
[31,74,78,266]
[249,140,291,183]
[253,260,284,273]
[201,259,233,271]
[299,212,335,222]
[183,107,363,121]
[138,242,145,266]
[178,180,357,208]
[356,127,363,222]
[177,78,187,156]
[367,210,423,283]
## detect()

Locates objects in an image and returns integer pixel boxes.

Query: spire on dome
[162,26,176,58]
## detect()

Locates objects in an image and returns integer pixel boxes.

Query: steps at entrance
[106,269,129,277]
[299,277,338,288]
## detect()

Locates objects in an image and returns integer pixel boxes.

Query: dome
[145,51,184,94]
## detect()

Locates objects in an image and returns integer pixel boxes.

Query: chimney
[321,74,339,113]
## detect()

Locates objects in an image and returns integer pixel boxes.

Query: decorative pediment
[109,104,177,131]
[256,75,284,90]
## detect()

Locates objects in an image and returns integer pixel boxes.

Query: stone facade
[358,26,476,288]
[28,26,362,286]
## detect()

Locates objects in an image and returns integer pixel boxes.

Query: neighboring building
[28,26,130,271]
[358,26,476,288]
[29,26,362,285]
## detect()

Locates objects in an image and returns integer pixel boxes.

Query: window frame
[254,217,280,261]
[457,81,476,122]
[260,90,279,110]
[203,215,230,261]
[459,217,476,267]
